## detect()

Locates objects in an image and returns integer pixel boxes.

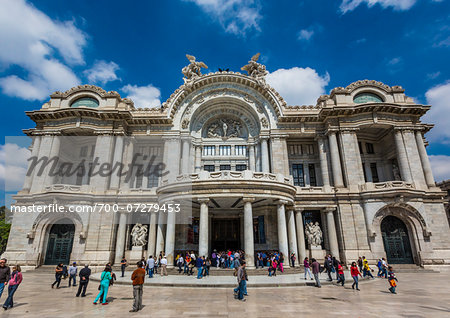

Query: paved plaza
[0,271,449,317]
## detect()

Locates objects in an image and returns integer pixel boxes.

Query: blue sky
[0,0,450,201]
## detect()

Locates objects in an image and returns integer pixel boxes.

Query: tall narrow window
[292,164,305,186]
[366,143,374,154]
[219,145,231,156]
[370,163,379,182]
[147,173,159,188]
[236,164,247,171]
[203,146,215,156]
[235,145,247,156]
[308,164,317,186]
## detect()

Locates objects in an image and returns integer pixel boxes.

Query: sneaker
[102,302,109,306]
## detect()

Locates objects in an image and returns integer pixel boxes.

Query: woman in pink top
[3,265,23,310]
[303,257,313,280]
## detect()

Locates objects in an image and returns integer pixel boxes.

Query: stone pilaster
[286,207,299,266]
[194,145,202,173]
[243,197,255,268]
[165,207,176,267]
[277,200,290,267]
[114,212,128,264]
[109,136,124,190]
[22,135,41,192]
[155,212,166,256]
[325,208,339,258]
[249,144,256,171]
[147,212,157,257]
[339,129,365,188]
[295,208,307,264]
[327,132,344,187]
[198,198,209,257]
[317,137,331,188]
[394,129,412,182]
[120,137,135,191]
[260,137,270,173]
[90,135,114,191]
[403,130,426,188]
[415,131,435,188]
[181,138,190,174]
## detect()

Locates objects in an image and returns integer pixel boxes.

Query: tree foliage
[0,206,11,255]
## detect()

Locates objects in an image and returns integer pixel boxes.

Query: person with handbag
[93,266,112,305]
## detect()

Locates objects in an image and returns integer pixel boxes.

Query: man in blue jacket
[196,256,204,279]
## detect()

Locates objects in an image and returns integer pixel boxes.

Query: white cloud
[429,155,450,182]
[186,0,261,36]
[266,67,330,106]
[0,143,31,192]
[424,81,450,144]
[427,71,440,80]
[121,84,161,108]
[0,0,87,100]
[84,60,120,85]
[297,29,314,41]
[340,0,417,13]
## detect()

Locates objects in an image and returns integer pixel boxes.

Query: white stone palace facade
[4,56,450,269]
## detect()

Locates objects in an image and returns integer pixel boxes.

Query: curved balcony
[157,170,296,203]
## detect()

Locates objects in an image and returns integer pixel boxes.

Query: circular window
[70,97,99,108]
[353,92,383,104]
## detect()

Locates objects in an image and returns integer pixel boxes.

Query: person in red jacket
[336,261,345,286]
[350,261,362,290]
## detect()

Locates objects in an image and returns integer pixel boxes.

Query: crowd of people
[0,250,401,313]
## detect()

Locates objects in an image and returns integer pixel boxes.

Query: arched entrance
[381,216,413,264]
[44,219,75,265]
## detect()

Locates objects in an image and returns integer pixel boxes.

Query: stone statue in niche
[131,223,148,247]
[305,222,322,247]
[392,161,402,181]
[206,118,242,138]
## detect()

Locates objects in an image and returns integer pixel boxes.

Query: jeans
[314,273,321,287]
[52,274,62,288]
[121,265,126,277]
[337,273,345,286]
[132,284,143,311]
[304,268,313,279]
[184,263,188,274]
[94,282,109,303]
[363,269,374,278]
[0,283,5,299]
[148,267,154,278]
[76,281,88,297]
[377,267,382,277]
[234,280,247,295]
[197,267,202,279]
[69,274,76,286]
[382,268,388,278]
[237,280,246,300]
[2,284,18,308]
[327,269,333,281]
[352,276,359,289]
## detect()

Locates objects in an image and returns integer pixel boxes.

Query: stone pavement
[0,271,449,317]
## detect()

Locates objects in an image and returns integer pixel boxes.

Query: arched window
[353,92,383,104]
[70,97,99,108]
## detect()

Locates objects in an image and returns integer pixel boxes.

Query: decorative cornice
[51,85,121,99]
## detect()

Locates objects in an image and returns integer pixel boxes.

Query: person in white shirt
[160,257,168,276]
[177,256,184,273]
[68,262,78,287]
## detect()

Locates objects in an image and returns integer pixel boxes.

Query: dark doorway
[381,216,414,264]
[45,220,75,265]
[211,218,240,251]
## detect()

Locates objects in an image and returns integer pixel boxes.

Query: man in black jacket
[0,258,10,300]
[76,264,91,297]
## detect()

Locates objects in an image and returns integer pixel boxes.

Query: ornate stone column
[194,145,202,173]
[181,138,190,174]
[415,130,435,187]
[120,137,135,191]
[394,129,412,182]
[325,208,339,258]
[90,134,114,191]
[403,129,426,187]
[198,198,209,257]
[109,136,124,190]
[339,129,365,187]
[22,135,41,192]
[155,212,166,256]
[317,137,331,188]
[327,132,344,187]
[249,144,256,171]
[164,137,181,181]
[147,212,157,257]
[243,197,255,268]
[277,200,290,267]
[165,206,176,268]
[114,212,128,264]
[260,137,270,173]
[286,207,299,266]
[295,208,307,264]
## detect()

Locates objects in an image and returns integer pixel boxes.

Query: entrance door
[381,216,414,264]
[211,218,240,251]
[45,222,75,265]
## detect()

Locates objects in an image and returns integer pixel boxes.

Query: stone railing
[359,181,415,192]
[161,170,293,186]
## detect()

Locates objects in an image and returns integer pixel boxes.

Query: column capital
[324,207,336,213]
[276,199,289,206]
[242,197,255,203]
[294,206,305,212]
[339,127,360,133]
[198,198,210,204]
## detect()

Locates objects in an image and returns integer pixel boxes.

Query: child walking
[387,266,398,294]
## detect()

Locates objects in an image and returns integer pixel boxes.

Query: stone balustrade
[359,181,415,192]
